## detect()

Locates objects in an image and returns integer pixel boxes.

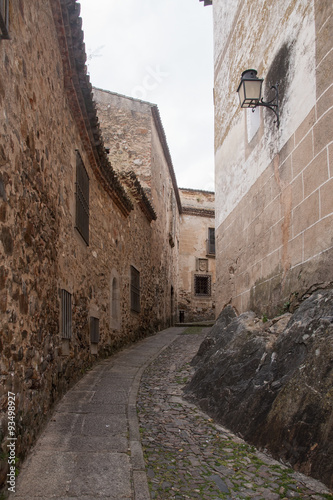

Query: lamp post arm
[254,84,280,128]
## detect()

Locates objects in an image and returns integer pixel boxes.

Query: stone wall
[0,1,80,474]
[0,0,179,487]
[178,189,216,322]
[213,0,333,317]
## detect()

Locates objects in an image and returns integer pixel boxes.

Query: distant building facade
[178,189,216,322]
[211,0,333,316]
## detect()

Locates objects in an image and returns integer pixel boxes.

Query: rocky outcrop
[184,290,333,489]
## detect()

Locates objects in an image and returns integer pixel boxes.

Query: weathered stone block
[0,290,7,313]
[267,221,283,255]
[278,155,292,185]
[303,149,328,198]
[292,133,314,179]
[316,41,333,99]
[289,233,303,267]
[262,250,281,280]
[0,226,13,255]
[294,108,316,147]
[320,178,333,218]
[317,85,333,120]
[292,190,319,237]
[303,215,333,261]
[262,197,282,234]
[315,0,333,32]
[314,107,333,156]
[291,174,304,209]
[279,134,294,165]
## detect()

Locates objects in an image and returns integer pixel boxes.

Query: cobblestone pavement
[137,328,333,500]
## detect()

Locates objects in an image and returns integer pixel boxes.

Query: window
[90,317,100,344]
[0,0,9,40]
[110,271,121,330]
[75,151,89,245]
[112,278,119,320]
[207,227,215,255]
[194,275,211,297]
[130,266,140,313]
[61,289,72,339]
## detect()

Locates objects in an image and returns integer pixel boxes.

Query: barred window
[61,289,72,339]
[75,151,89,245]
[194,275,211,297]
[130,266,140,313]
[207,227,215,255]
[0,0,9,40]
[90,317,100,344]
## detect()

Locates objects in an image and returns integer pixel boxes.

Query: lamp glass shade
[237,70,263,108]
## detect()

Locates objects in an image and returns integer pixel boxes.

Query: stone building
[92,88,181,326]
[178,189,216,322]
[0,0,181,485]
[209,0,333,316]
[93,89,218,323]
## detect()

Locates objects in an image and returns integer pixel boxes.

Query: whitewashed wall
[214,0,316,229]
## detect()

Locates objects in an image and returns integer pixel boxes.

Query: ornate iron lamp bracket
[255,83,280,128]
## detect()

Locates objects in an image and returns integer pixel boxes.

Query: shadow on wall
[264,41,294,126]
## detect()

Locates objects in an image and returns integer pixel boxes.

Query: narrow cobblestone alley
[9,327,332,500]
[137,328,332,500]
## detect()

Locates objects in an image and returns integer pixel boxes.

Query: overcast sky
[79,0,214,191]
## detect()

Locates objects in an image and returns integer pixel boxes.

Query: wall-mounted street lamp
[237,69,280,128]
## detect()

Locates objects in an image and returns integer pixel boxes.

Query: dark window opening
[112,277,119,321]
[131,266,140,313]
[90,317,100,344]
[61,289,72,339]
[75,151,89,245]
[207,227,215,255]
[0,0,9,40]
[194,275,211,296]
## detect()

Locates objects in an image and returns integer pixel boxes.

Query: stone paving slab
[11,451,77,497]
[81,413,127,436]
[68,452,132,498]
[90,391,130,405]
[38,433,128,453]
